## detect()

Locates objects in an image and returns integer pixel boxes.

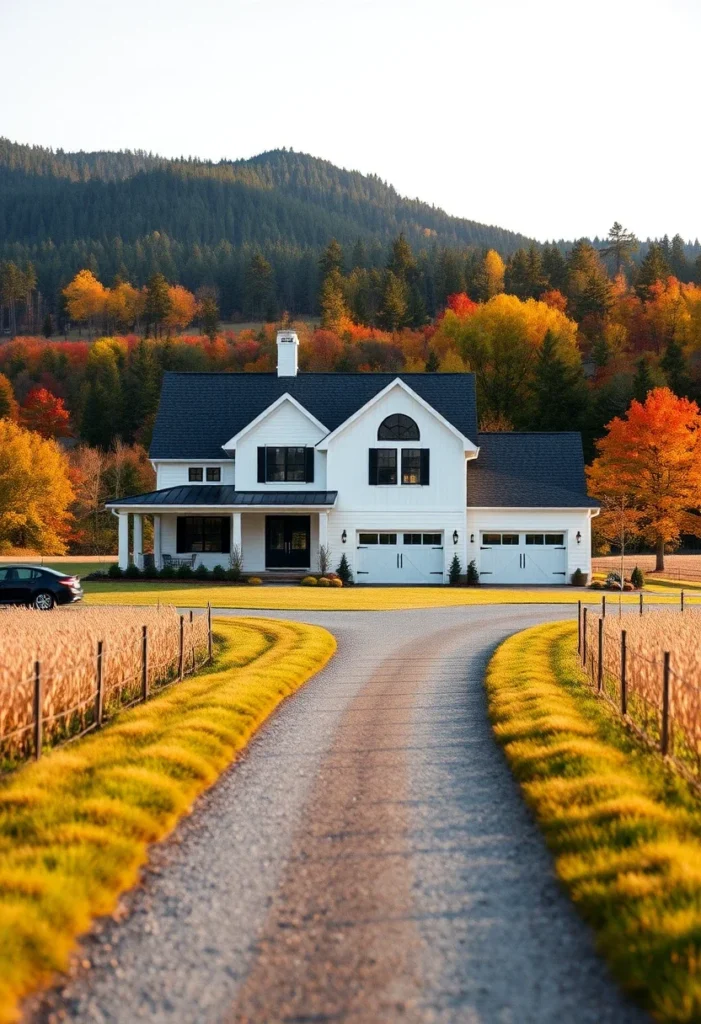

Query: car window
[0,568,8,581]
[15,568,36,580]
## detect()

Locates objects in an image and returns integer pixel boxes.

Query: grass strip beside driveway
[83,581,701,611]
[486,620,701,1023]
[0,617,336,1024]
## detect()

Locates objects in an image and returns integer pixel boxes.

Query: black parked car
[0,566,83,610]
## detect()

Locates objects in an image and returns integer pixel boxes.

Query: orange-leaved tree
[587,387,701,570]
[20,386,71,438]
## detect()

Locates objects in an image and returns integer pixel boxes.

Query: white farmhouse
[108,330,599,585]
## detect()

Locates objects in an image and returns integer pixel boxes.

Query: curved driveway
[31,606,647,1023]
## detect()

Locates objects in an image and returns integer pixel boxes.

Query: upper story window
[377,414,420,441]
[206,467,221,482]
[188,467,203,482]
[257,446,314,483]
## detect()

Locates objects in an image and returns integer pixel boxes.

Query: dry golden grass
[583,610,701,775]
[0,607,209,762]
[0,616,336,1023]
[487,621,701,1021]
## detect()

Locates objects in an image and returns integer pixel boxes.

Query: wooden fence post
[661,651,671,756]
[33,661,42,760]
[577,600,582,655]
[620,630,627,716]
[681,590,685,613]
[602,594,606,618]
[178,615,184,680]
[141,625,149,701]
[189,610,193,624]
[582,607,588,668]
[95,640,104,727]
[597,617,604,692]
[640,591,643,616]
[207,602,213,662]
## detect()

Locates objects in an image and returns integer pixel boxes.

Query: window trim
[205,467,221,482]
[188,467,204,482]
[377,414,420,441]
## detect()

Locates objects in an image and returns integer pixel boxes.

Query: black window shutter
[257,447,266,483]
[369,448,378,485]
[304,447,315,483]
[266,447,277,481]
[221,516,231,553]
[176,517,187,553]
[420,449,430,485]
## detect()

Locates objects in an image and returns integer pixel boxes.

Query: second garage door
[479,531,568,584]
[356,532,444,584]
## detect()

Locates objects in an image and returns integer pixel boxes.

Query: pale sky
[4,0,700,242]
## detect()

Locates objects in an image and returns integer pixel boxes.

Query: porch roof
[106,486,338,509]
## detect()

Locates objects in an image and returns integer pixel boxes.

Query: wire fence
[0,606,213,772]
[577,601,701,785]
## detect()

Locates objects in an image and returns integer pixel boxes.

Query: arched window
[377,414,420,441]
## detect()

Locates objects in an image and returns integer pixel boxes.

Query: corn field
[579,606,701,782]
[0,606,211,768]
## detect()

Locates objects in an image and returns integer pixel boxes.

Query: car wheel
[33,591,55,611]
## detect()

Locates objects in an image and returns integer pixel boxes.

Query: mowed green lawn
[82,580,701,611]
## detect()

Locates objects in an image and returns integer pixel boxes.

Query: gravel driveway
[29,605,648,1023]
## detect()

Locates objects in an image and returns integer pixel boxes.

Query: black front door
[265,516,311,569]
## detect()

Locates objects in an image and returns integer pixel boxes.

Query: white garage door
[479,531,568,585]
[356,532,444,584]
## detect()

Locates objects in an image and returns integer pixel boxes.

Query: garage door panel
[356,531,444,584]
[480,531,567,585]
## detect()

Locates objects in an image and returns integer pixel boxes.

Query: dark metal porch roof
[106,486,338,508]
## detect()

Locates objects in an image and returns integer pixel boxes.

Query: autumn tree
[320,273,351,332]
[63,269,108,336]
[106,280,143,332]
[587,388,701,570]
[0,418,74,553]
[478,250,505,300]
[197,290,220,340]
[165,284,197,334]
[636,243,670,301]
[0,373,18,421]
[20,386,71,438]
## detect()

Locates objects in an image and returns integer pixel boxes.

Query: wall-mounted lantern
[341,529,347,544]
[453,530,459,545]
[576,531,582,544]
[470,534,474,544]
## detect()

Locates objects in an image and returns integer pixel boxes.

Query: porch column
[153,514,162,570]
[118,512,129,570]
[132,513,143,569]
[232,511,242,562]
[318,511,328,572]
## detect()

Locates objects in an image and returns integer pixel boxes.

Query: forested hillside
[0,139,535,319]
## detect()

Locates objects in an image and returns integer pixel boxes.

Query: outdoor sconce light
[453,530,459,545]
[470,534,474,543]
[576,531,582,544]
[341,529,347,544]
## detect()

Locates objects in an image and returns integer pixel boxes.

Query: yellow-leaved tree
[63,270,108,335]
[0,419,74,553]
[482,249,505,299]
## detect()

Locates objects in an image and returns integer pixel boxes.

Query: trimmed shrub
[212,564,227,581]
[301,576,318,586]
[107,563,123,579]
[317,577,331,588]
[623,582,634,591]
[159,563,175,579]
[324,572,341,581]
[329,578,343,587]
[336,553,352,585]
[194,564,211,581]
[247,576,262,585]
[571,568,588,586]
[590,580,603,589]
[466,560,480,586]
[448,553,462,585]
[124,563,142,579]
[605,571,622,589]
[631,566,645,590]
[176,564,194,580]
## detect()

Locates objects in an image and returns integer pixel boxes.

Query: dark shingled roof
[468,433,599,508]
[106,487,338,508]
[149,372,478,460]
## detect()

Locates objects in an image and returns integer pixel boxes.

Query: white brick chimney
[276,330,299,377]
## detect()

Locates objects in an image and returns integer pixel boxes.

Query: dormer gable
[222,393,327,452]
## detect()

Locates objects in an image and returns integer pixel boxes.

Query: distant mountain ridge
[0,138,533,253]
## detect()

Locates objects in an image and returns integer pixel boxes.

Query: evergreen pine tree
[660,337,691,396]
[387,234,416,282]
[670,234,688,281]
[425,349,439,372]
[529,330,589,430]
[407,283,427,327]
[143,272,172,337]
[632,357,654,402]
[600,222,638,274]
[42,313,53,337]
[541,243,567,291]
[378,271,408,330]
[636,242,670,300]
[320,271,350,331]
[319,239,344,279]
